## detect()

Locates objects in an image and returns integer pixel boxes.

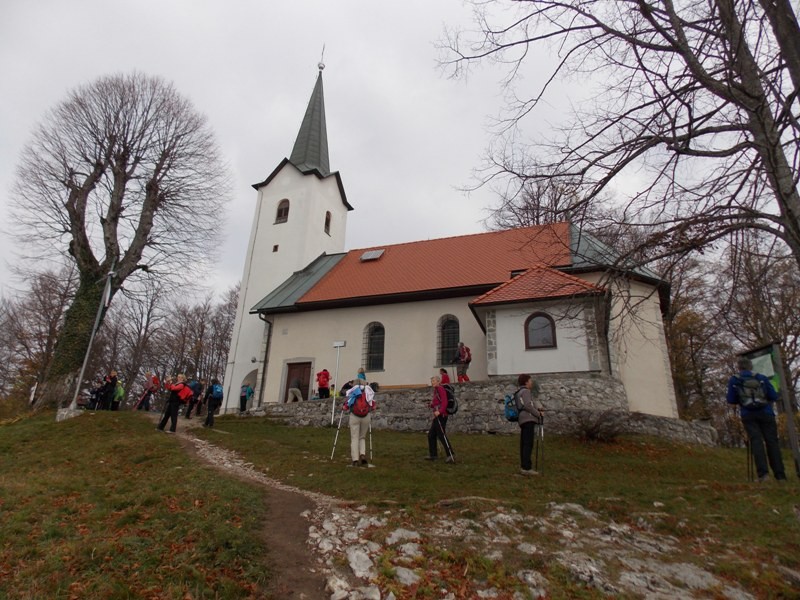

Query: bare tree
[441,0,800,271]
[11,72,230,408]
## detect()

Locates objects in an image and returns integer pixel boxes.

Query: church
[222,66,679,420]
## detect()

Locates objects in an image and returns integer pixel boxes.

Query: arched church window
[275,199,290,224]
[438,315,459,366]
[363,322,385,371]
[525,312,556,349]
[324,211,331,235]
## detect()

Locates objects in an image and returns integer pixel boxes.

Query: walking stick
[436,416,455,463]
[368,419,373,462]
[330,406,346,460]
[535,415,544,474]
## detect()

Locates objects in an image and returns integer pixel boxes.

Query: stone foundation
[245,374,717,446]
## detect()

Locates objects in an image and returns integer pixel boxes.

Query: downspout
[257,314,273,406]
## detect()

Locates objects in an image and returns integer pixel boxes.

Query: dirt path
[165,416,333,599]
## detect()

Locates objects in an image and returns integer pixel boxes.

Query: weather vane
[318,44,326,71]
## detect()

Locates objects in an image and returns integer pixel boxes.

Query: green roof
[249,253,345,314]
[289,70,330,176]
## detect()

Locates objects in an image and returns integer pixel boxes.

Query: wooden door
[285,362,311,402]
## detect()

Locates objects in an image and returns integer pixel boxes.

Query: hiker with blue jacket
[726,356,786,482]
[517,373,545,476]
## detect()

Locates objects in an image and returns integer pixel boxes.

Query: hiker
[425,375,455,463]
[453,342,471,382]
[516,373,545,476]
[185,377,203,418]
[99,370,118,410]
[203,378,224,428]
[316,368,331,399]
[726,357,786,482]
[286,377,303,403]
[439,368,451,384]
[111,379,125,411]
[344,380,375,467]
[239,382,254,413]
[136,371,159,411]
[357,367,367,382]
[158,374,190,433]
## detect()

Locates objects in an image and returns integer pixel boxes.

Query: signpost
[332,341,346,425]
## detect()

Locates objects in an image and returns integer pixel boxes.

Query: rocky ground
[169,418,782,599]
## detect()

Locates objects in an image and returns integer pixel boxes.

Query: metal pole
[67,265,115,412]
[772,344,800,478]
[331,345,342,426]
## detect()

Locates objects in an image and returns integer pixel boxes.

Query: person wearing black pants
[425,375,455,463]
[158,374,189,434]
[517,373,544,476]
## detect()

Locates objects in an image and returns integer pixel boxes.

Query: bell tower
[223,64,352,409]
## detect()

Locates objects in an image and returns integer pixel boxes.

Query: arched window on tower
[438,315,460,366]
[275,199,290,224]
[363,322,385,371]
[324,211,331,235]
[525,312,556,349]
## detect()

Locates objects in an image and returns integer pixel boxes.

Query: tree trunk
[35,275,108,410]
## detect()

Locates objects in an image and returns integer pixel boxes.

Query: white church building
[223,67,679,419]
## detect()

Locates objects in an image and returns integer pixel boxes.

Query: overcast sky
[0,1,527,298]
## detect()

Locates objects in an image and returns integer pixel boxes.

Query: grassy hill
[0,412,797,598]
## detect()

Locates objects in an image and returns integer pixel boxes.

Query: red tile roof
[298,223,573,304]
[470,264,604,306]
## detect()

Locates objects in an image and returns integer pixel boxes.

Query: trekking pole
[330,406,346,461]
[746,437,754,482]
[368,419,373,462]
[537,415,544,475]
[436,417,455,463]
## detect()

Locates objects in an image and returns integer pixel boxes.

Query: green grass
[0,412,269,599]
[1,411,798,599]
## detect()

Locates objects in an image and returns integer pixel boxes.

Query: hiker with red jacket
[425,374,455,463]
[453,342,471,382]
[316,368,331,399]
[158,374,191,434]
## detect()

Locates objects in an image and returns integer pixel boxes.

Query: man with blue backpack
[203,378,224,428]
[727,356,786,482]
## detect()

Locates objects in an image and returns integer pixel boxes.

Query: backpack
[351,389,370,417]
[735,374,769,409]
[443,383,458,415]
[177,384,194,403]
[211,383,223,400]
[504,389,522,422]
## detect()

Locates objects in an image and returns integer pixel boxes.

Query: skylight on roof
[360,249,385,262]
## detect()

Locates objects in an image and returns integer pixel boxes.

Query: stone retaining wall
[247,373,717,446]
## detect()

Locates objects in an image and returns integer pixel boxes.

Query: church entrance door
[285,362,311,402]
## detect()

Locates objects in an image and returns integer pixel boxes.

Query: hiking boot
[520,468,539,476]
[360,455,368,466]
[757,474,769,483]
[445,456,455,464]
[350,461,359,467]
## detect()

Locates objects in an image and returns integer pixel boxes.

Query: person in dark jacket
[425,375,455,463]
[516,373,545,476]
[99,370,118,410]
[726,356,786,482]
[203,378,223,428]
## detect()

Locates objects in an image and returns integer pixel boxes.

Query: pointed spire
[289,66,330,177]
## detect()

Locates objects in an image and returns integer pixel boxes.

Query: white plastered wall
[580,273,678,418]
[492,301,593,375]
[260,297,485,403]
